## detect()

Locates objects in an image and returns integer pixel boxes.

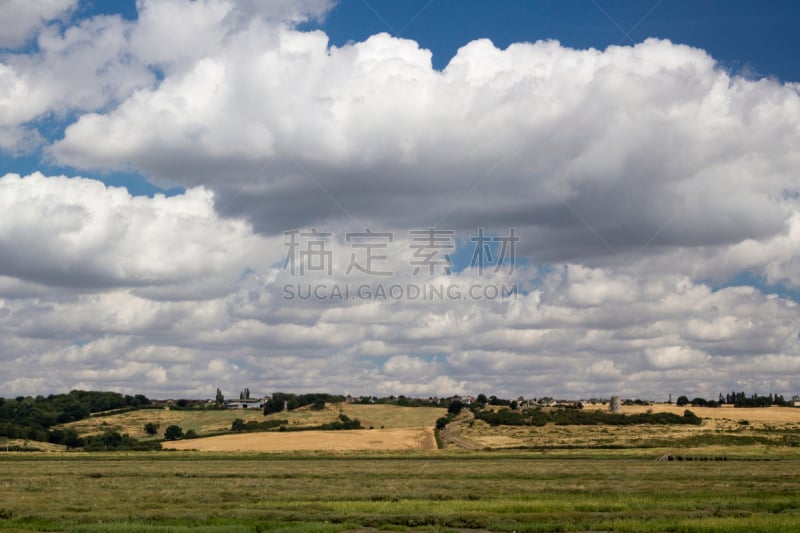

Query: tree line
[676,392,790,408]
[473,407,702,427]
[0,390,150,444]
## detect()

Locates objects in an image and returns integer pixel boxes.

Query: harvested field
[0,438,66,452]
[263,403,446,429]
[162,427,436,452]
[341,404,445,428]
[620,404,800,424]
[59,403,446,441]
[60,407,265,439]
[455,404,800,451]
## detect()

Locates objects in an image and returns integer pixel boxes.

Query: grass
[21,404,799,531]
[2,450,800,532]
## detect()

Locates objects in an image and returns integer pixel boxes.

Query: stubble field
[451,405,800,452]
[161,427,436,451]
[2,450,800,532]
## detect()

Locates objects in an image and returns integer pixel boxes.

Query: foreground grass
[2,450,800,532]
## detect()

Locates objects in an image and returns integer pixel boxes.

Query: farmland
[2,450,800,532]
[2,403,800,531]
[449,404,800,451]
[162,427,436,451]
[59,403,447,442]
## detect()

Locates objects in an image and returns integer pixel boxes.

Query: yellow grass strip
[162,427,436,452]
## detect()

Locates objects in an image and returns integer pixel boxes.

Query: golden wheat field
[161,427,436,451]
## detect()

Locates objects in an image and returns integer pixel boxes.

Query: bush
[447,400,464,416]
[83,430,160,451]
[164,425,183,440]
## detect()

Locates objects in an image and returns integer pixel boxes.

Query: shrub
[164,425,184,440]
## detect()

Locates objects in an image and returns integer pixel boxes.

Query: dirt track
[162,427,436,452]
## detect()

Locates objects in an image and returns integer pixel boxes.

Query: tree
[215,388,224,405]
[476,394,488,405]
[144,422,160,436]
[164,425,183,440]
[231,418,245,431]
[676,395,689,407]
[240,387,250,400]
[311,399,326,410]
[448,400,464,415]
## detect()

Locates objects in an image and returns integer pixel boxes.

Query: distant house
[225,398,265,409]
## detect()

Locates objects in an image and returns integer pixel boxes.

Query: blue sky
[320,1,800,79]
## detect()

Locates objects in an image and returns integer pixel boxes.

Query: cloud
[1,2,799,399]
[0,12,153,151]
[0,0,76,49]
[0,172,264,291]
[43,27,799,300]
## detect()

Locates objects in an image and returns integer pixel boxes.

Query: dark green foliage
[83,430,161,451]
[236,419,288,432]
[46,428,82,448]
[164,425,184,440]
[676,395,689,406]
[274,414,362,432]
[231,418,245,431]
[311,399,326,410]
[435,417,449,430]
[215,388,224,405]
[488,395,511,406]
[184,429,198,439]
[144,422,160,436]
[475,407,703,427]
[447,400,464,415]
[319,414,362,430]
[263,392,347,415]
[0,390,150,443]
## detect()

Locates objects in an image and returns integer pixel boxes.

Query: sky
[0,0,799,401]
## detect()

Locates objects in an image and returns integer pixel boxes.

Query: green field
[2,450,800,532]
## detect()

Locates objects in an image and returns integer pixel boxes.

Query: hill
[59,402,447,440]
